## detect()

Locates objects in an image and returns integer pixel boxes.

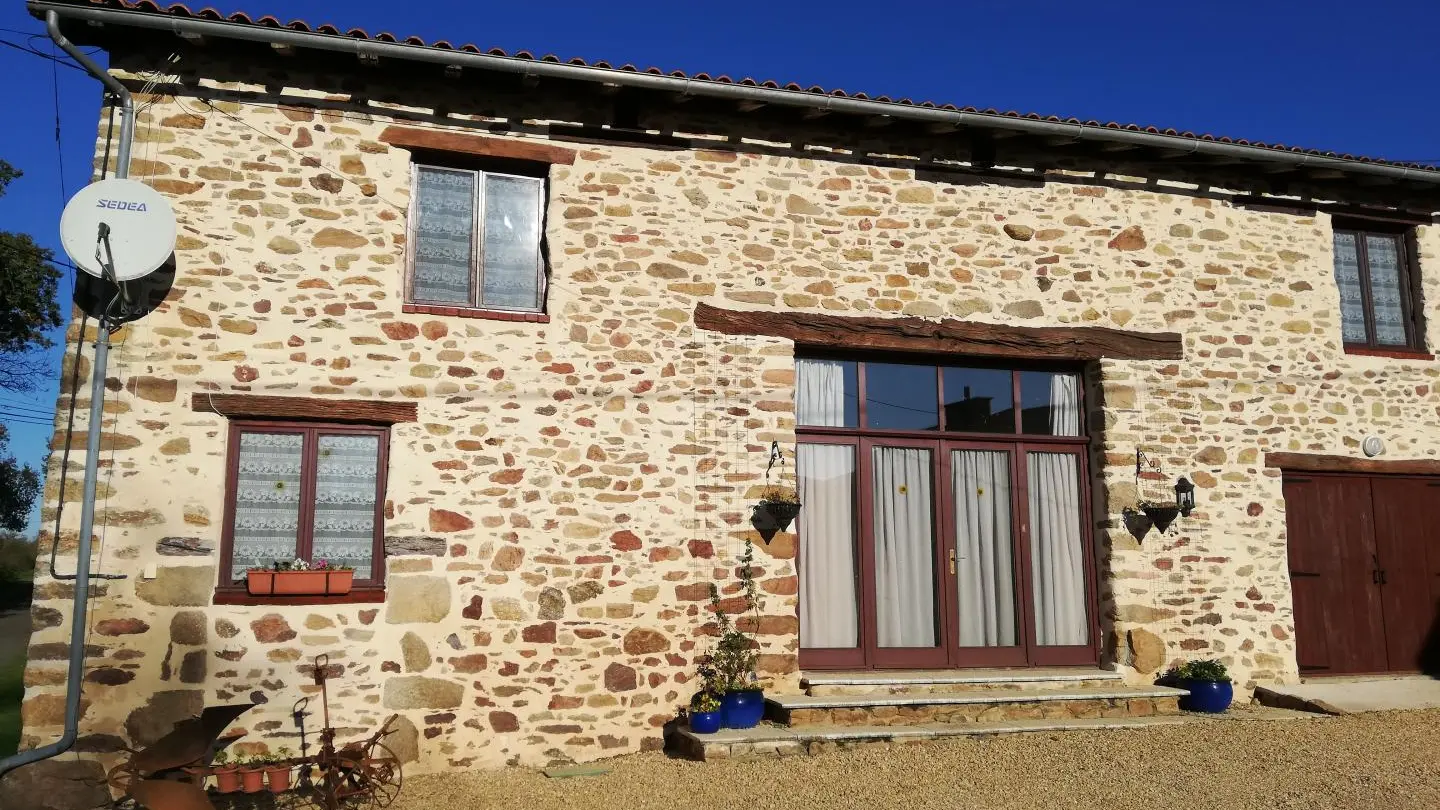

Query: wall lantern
[1175,476,1196,517]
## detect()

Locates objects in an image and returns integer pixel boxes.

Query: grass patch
[0,648,24,757]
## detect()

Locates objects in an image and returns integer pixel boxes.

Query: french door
[799,436,1098,669]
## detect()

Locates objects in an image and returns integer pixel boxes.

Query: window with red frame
[220,422,389,587]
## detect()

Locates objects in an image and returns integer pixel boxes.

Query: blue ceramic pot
[689,710,723,735]
[720,689,765,729]
[1180,679,1233,713]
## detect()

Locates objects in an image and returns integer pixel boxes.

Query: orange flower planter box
[246,570,354,596]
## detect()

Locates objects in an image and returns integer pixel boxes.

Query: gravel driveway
[394,709,1440,810]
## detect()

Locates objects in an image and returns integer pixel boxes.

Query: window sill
[402,303,549,323]
[213,587,386,606]
[1344,346,1434,360]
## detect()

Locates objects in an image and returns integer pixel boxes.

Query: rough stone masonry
[18,50,1440,782]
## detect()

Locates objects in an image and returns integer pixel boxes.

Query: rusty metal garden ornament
[106,655,402,809]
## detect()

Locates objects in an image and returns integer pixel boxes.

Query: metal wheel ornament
[319,743,402,809]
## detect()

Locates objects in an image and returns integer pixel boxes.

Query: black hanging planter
[760,500,802,532]
[1141,503,1181,534]
[751,499,802,543]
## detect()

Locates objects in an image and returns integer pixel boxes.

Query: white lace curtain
[231,431,380,580]
[232,432,304,577]
[312,434,379,578]
[1333,231,1409,346]
[412,166,477,305]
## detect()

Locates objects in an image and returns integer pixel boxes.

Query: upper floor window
[407,163,547,313]
[219,422,388,592]
[1332,224,1424,351]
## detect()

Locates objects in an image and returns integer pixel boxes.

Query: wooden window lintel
[379,125,576,165]
[191,393,417,424]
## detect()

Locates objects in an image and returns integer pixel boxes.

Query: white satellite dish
[59,178,177,282]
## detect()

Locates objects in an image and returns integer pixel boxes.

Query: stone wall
[21,53,1440,776]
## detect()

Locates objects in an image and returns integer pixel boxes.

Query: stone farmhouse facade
[18,0,1440,781]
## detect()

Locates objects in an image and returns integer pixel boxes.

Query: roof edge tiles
[27,0,1440,185]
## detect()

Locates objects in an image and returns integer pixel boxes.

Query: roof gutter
[27,1,1437,187]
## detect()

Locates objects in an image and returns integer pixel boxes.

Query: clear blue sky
[2,0,1439,535]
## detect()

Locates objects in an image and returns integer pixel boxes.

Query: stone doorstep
[802,667,1123,687]
[802,668,1124,696]
[673,716,1193,762]
[771,684,1188,711]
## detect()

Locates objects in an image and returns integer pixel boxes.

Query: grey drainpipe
[25,0,1438,187]
[0,9,133,781]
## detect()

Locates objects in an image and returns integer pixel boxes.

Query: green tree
[0,425,39,534]
[0,159,65,392]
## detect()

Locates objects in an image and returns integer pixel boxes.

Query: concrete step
[802,668,1125,697]
[769,685,1188,727]
[672,715,1192,761]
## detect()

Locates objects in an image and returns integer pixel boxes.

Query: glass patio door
[866,441,947,668]
[796,357,1097,670]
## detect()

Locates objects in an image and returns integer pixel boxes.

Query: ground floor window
[220,422,389,587]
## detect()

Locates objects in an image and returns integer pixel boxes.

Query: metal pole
[0,10,131,780]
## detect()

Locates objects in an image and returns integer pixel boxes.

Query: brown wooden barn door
[1283,475,1388,675]
[1370,477,1440,672]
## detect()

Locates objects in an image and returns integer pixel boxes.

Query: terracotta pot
[239,766,266,794]
[212,765,241,794]
[247,569,354,596]
[265,764,292,793]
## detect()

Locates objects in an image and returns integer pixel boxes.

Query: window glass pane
[1365,234,1409,346]
[412,167,476,305]
[1332,232,1368,344]
[798,444,858,648]
[864,363,938,430]
[480,174,544,311]
[1027,452,1087,646]
[942,367,1014,433]
[952,449,1016,647]
[1019,371,1081,436]
[796,359,858,427]
[312,434,380,579]
[231,432,304,578]
[872,445,938,647]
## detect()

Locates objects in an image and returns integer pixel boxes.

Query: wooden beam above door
[693,303,1184,361]
[1265,451,1440,476]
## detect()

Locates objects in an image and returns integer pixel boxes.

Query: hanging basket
[1141,504,1180,534]
[755,500,803,532]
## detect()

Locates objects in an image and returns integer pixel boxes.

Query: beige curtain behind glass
[873,446,937,648]
[798,444,859,648]
[1027,451,1088,646]
[953,450,1016,647]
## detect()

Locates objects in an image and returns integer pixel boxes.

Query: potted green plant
[753,485,802,533]
[708,539,765,729]
[210,750,241,794]
[237,754,266,793]
[246,558,354,596]
[688,689,723,735]
[264,748,293,793]
[1173,658,1233,713]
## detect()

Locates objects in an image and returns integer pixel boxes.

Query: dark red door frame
[798,434,1100,671]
